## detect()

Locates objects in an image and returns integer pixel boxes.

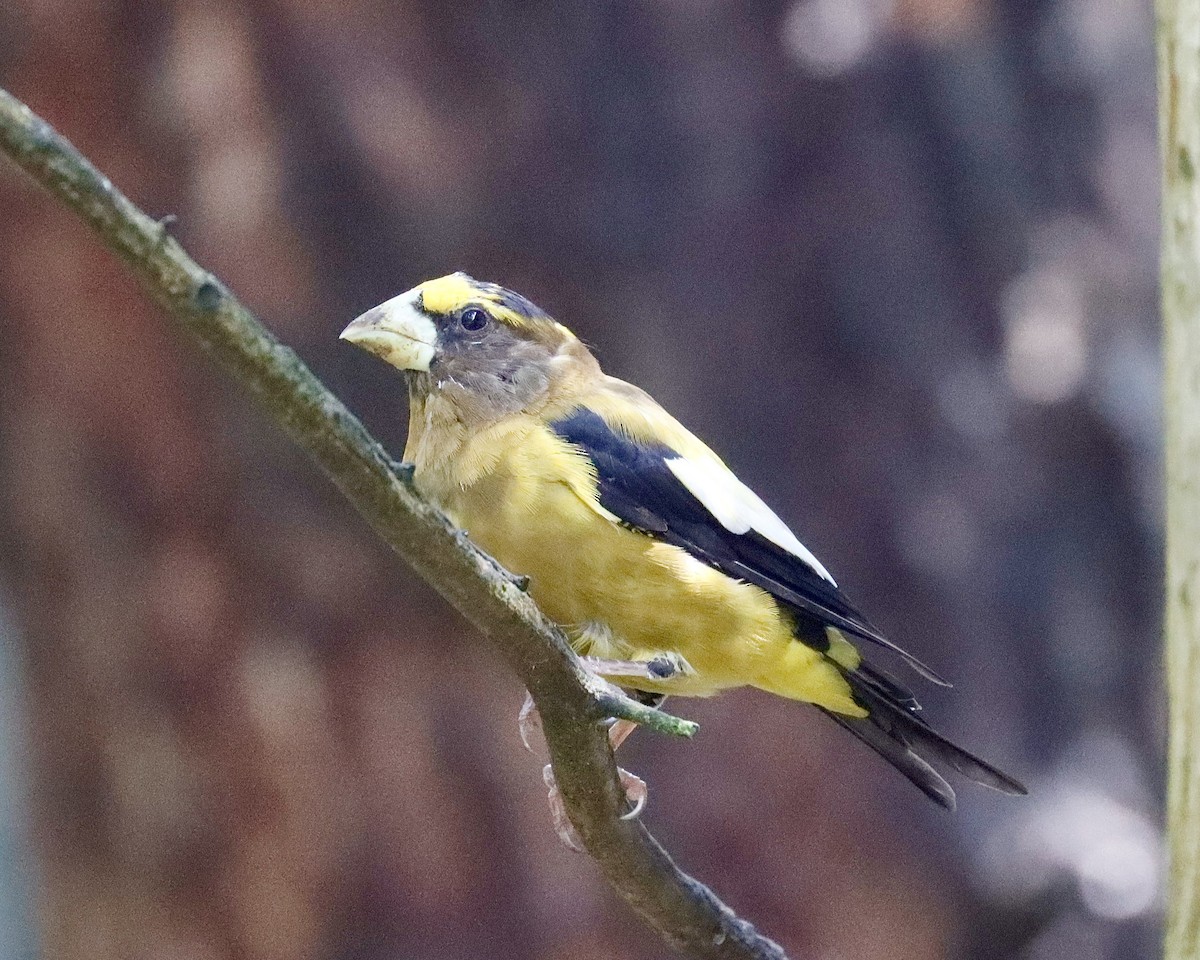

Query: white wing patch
[664,456,837,585]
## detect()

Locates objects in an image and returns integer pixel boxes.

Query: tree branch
[1159,4,1200,958]
[0,87,788,959]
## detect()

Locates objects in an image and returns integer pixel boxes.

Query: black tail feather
[824,664,1028,808]
[854,661,921,712]
[822,707,959,808]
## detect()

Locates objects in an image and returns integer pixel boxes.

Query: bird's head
[340,273,593,420]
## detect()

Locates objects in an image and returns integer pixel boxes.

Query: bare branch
[0,86,787,959]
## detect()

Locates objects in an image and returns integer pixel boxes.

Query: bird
[340,272,1026,842]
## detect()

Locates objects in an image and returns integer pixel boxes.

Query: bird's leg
[523,655,684,850]
[583,652,690,684]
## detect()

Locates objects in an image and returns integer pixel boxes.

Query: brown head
[340,273,598,426]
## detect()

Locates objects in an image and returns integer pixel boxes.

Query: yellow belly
[420,428,862,714]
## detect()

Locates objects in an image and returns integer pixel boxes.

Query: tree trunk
[1159,2,1200,957]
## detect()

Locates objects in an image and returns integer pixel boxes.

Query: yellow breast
[412,420,862,713]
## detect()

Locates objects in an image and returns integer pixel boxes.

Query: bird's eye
[460,307,489,332]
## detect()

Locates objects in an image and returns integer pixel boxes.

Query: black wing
[550,408,946,684]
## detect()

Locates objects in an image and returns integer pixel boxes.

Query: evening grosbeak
[340,273,1025,836]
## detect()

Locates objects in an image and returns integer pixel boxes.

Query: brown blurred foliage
[0,1,1161,959]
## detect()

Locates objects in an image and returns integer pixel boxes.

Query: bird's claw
[518,693,542,753]
[543,763,584,851]
[543,763,648,851]
[618,768,647,820]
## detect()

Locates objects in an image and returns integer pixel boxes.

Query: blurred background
[0,1,1163,958]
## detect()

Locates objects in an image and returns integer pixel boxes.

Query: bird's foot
[543,763,648,851]
[520,667,661,849]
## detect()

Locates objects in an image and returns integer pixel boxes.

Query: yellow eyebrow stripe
[416,272,538,330]
[416,273,481,315]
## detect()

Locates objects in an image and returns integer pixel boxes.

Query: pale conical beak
[340,291,438,372]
